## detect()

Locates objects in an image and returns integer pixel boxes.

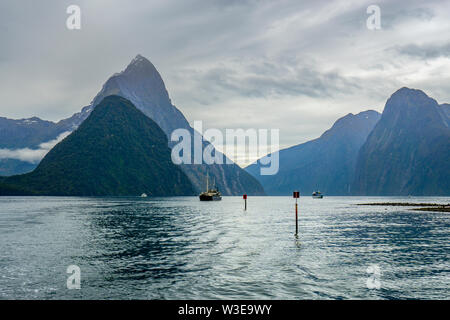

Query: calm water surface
[0,196,449,299]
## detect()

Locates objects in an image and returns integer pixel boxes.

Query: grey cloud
[179,58,361,105]
[392,43,450,59]
[380,6,435,29]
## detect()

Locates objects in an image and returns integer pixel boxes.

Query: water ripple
[0,196,449,299]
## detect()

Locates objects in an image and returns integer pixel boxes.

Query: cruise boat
[312,191,323,199]
[199,172,222,201]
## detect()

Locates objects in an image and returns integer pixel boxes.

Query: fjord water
[0,196,448,300]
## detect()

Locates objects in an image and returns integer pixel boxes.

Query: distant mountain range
[1,55,449,196]
[246,87,449,196]
[0,96,195,196]
[0,55,265,196]
[246,110,381,195]
[352,88,450,196]
[0,103,91,176]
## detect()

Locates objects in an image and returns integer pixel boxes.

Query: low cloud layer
[0,131,71,163]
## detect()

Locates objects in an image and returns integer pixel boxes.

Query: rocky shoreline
[357,202,450,212]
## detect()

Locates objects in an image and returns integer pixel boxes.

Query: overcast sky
[1,0,449,160]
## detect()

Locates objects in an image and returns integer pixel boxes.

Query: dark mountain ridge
[0,96,195,196]
[246,110,381,195]
[440,103,450,123]
[352,87,450,196]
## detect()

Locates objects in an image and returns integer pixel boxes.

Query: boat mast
[206,171,209,192]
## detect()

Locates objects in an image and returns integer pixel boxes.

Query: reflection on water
[0,196,449,299]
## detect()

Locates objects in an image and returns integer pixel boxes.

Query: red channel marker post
[243,194,247,211]
[293,191,300,235]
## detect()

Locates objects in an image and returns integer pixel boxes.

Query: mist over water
[0,196,449,299]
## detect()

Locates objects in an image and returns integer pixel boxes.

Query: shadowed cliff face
[91,55,189,136]
[352,88,450,196]
[440,103,450,121]
[246,110,381,195]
